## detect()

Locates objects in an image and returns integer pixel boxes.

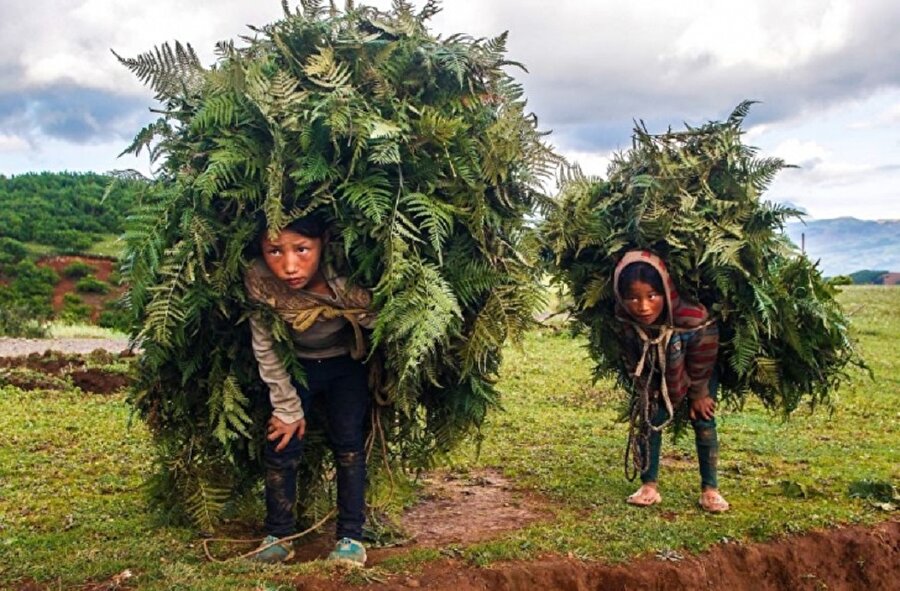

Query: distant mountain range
[784,218,900,277]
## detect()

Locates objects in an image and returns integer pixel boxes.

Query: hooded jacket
[613,250,718,404]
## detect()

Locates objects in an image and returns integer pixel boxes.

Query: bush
[59,293,92,324]
[828,275,853,286]
[3,260,58,319]
[0,237,28,268]
[98,300,132,333]
[0,288,50,337]
[75,276,111,294]
[62,261,96,279]
[0,305,49,337]
[35,229,96,254]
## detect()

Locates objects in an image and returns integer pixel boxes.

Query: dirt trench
[295,519,899,591]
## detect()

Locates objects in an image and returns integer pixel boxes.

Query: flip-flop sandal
[699,491,730,513]
[626,487,662,506]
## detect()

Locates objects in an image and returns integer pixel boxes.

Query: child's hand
[690,396,716,421]
[267,416,307,452]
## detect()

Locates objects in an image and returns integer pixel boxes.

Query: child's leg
[692,372,720,491]
[321,356,370,541]
[692,415,718,489]
[640,403,670,484]
[262,378,315,538]
[263,432,304,537]
[628,402,669,505]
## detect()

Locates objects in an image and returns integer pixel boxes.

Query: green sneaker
[327,537,367,566]
[249,535,294,564]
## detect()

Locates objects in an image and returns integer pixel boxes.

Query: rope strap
[619,317,714,480]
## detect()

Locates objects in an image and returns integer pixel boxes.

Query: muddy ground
[0,349,132,394]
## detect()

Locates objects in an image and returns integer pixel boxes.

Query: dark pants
[640,375,720,490]
[263,355,369,540]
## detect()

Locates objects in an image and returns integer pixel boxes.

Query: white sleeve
[249,314,304,423]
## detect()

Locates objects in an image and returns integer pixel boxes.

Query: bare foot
[699,489,730,513]
[626,483,662,506]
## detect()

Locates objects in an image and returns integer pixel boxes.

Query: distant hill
[0,171,143,254]
[785,218,900,277]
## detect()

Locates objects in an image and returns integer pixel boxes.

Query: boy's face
[261,229,324,290]
[622,280,665,325]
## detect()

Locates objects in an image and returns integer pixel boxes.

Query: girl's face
[261,228,326,291]
[622,279,665,325]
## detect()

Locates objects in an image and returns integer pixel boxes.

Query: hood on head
[612,250,681,326]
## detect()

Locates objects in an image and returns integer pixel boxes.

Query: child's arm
[249,314,306,450]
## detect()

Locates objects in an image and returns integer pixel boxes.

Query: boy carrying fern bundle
[243,214,376,565]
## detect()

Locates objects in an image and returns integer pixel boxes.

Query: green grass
[20,234,122,260]
[85,234,123,258]
[46,322,126,339]
[21,242,56,258]
[1,286,896,589]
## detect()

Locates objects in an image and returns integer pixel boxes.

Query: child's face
[622,280,665,325]
[261,228,324,290]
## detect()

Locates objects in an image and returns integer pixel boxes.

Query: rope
[290,305,370,360]
[201,508,337,563]
[620,317,714,480]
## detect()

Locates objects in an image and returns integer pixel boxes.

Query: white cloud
[558,149,613,179]
[770,139,830,168]
[0,133,29,153]
[670,0,850,70]
[1,0,899,219]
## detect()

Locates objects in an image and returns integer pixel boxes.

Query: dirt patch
[283,469,552,564]
[292,519,899,591]
[0,350,132,394]
[68,367,131,394]
[398,469,551,547]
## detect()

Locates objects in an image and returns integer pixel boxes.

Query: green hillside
[0,171,144,254]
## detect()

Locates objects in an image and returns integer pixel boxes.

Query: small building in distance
[880,272,900,286]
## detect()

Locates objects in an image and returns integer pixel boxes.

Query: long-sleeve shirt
[244,258,375,423]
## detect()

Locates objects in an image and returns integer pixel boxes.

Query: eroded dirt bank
[295,519,899,591]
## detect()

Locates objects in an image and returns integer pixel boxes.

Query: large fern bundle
[118,0,558,528]
[542,102,864,415]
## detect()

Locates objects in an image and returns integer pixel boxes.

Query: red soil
[293,519,899,591]
[36,255,122,322]
[0,350,131,394]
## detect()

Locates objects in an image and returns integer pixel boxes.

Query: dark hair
[617,262,664,298]
[283,214,329,239]
[246,212,329,257]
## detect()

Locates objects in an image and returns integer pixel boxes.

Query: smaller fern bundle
[117,0,559,528]
[542,102,864,414]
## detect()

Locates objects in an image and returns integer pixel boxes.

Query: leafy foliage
[118,1,559,526]
[61,261,97,279]
[542,102,865,414]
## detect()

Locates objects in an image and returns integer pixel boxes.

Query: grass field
[0,286,896,589]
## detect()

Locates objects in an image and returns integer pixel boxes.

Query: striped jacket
[613,250,719,404]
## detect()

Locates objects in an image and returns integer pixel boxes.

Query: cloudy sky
[1,0,898,220]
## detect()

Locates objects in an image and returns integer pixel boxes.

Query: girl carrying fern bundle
[243,214,376,565]
[613,251,729,513]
